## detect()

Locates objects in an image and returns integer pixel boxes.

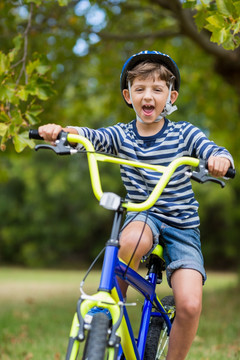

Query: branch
[16,2,33,85]
[151,0,240,64]
[97,29,179,41]
[118,3,164,15]
[149,0,173,11]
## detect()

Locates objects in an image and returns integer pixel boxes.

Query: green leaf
[216,0,235,16]
[13,132,35,153]
[233,20,240,34]
[17,86,29,101]
[35,79,56,100]
[206,14,226,28]
[9,35,23,63]
[211,27,228,44]
[222,34,237,50]
[233,1,240,14]
[26,59,40,77]
[11,109,24,126]
[25,106,43,125]
[0,123,8,137]
[194,10,207,30]
[27,55,50,76]
[0,83,18,104]
[25,81,38,96]
[182,0,197,9]
[0,112,10,123]
[0,51,10,75]
[36,86,51,100]
[58,0,69,6]
[13,34,23,50]
[36,64,50,75]
[36,54,51,75]
[25,77,56,101]
[27,104,43,117]
[25,112,38,125]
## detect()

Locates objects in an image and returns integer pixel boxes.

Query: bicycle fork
[66,208,125,360]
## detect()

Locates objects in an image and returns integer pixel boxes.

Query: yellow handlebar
[67,134,200,212]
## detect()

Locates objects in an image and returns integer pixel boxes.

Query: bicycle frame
[63,133,200,360]
[68,208,172,360]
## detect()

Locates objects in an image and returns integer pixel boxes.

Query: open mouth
[142,105,155,116]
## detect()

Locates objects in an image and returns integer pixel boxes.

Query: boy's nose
[143,89,153,101]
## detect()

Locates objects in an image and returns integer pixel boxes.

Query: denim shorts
[122,212,207,287]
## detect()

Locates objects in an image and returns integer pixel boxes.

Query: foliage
[183,0,240,50]
[0,1,66,152]
[0,0,240,152]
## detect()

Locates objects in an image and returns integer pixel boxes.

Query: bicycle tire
[144,295,175,360]
[82,312,110,360]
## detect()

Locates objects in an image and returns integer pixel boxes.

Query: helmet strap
[128,81,145,123]
[160,79,178,117]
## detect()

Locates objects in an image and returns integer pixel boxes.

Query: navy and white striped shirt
[72,119,233,228]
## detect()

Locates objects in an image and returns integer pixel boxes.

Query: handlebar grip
[29,129,44,140]
[205,160,236,179]
[225,167,236,179]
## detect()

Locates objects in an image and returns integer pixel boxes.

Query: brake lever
[35,131,77,155]
[186,159,225,188]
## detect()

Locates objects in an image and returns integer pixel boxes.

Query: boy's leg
[166,268,203,360]
[118,221,153,297]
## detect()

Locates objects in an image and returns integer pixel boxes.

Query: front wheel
[82,312,110,360]
[144,295,175,360]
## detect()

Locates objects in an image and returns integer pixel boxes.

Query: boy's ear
[171,90,178,104]
[122,89,132,105]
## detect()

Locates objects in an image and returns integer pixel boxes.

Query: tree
[0,0,240,152]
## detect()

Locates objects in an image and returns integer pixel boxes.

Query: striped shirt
[72,119,233,228]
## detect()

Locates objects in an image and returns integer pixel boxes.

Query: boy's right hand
[38,124,63,143]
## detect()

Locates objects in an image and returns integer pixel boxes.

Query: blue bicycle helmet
[120,50,180,108]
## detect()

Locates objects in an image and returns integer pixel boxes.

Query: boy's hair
[126,61,176,90]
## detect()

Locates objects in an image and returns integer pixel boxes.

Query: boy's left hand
[208,156,231,177]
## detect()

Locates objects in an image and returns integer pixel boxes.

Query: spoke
[156,326,169,359]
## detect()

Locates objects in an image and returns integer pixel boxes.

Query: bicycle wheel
[144,295,175,360]
[82,312,111,360]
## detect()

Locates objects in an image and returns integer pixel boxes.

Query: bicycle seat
[145,244,165,284]
[151,244,164,261]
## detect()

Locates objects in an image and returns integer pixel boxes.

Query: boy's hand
[207,156,231,177]
[38,123,63,143]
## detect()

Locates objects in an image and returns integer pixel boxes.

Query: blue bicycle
[29,130,235,360]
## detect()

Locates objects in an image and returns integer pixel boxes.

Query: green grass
[0,267,239,360]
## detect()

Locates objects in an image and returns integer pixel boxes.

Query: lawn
[0,267,239,360]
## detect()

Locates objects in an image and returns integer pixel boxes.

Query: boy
[38,50,234,360]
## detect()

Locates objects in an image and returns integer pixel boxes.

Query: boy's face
[123,73,178,126]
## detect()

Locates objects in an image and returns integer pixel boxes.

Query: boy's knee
[120,222,152,246]
[119,222,153,259]
[177,297,202,321]
[120,233,151,255]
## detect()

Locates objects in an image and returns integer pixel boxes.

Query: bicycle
[29,129,235,360]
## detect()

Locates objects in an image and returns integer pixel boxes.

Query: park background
[0,1,239,359]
